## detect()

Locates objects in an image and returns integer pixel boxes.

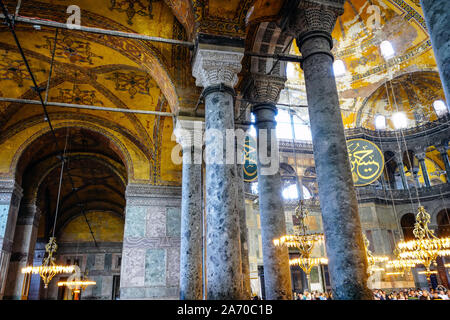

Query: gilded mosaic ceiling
[288,0,441,129]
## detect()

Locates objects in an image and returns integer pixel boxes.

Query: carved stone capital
[437,144,449,155]
[247,73,286,104]
[192,44,244,89]
[174,117,204,150]
[416,152,426,161]
[285,0,344,45]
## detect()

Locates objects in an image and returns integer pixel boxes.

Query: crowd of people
[372,288,450,300]
[268,287,450,300]
[293,291,332,300]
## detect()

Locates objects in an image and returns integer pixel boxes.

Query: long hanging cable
[51,128,70,238]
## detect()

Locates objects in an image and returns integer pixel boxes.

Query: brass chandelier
[21,237,75,288]
[274,200,326,289]
[394,206,450,280]
[363,233,389,277]
[57,265,96,299]
[21,129,75,288]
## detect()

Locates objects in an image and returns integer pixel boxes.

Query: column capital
[246,73,286,105]
[437,144,449,154]
[416,152,427,161]
[192,44,244,89]
[285,0,344,47]
[174,117,204,150]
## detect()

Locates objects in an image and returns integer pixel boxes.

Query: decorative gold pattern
[347,139,385,186]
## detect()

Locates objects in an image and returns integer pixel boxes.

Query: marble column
[0,180,22,300]
[250,73,292,300]
[420,0,450,105]
[287,0,372,299]
[4,201,40,300]
[235,127,251,299]
[437,145,450,183]
[192,42,244,299]
[416,152,431,188]
[394,153,409,190]
[175,119,204,300]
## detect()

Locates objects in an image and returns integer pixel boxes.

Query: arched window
[400,213,416,240]
[380,40,395,59]
[282,184,312,200]
[437,209,450,237]
[333,59,346,77]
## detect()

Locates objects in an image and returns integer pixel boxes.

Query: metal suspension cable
[0,13,194,48]
[44,28,58,104]
[0,97,174,116]
[52,128,69,238]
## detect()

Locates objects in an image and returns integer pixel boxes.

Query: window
[283,184,312,200]
[251,182,258,195]
[302,186,312,200]
[380,40,395,59]
[374,114,386,130]
[282,184,299,200]
[275,109,312,141]
[433,100,448,117]
[392,112,407,129]
[333,59,346,77]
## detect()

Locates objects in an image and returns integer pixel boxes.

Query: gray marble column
[193,43,244,299]
[420,0,450,105]
[437,145,450,183]
[287,0,372,299]
[175,119,204,300]
[394,153,409,190]
[252,103,292,300]
[235,131,251,299]
[4,201,40,300]
[416,152,431,188]
[247,73,292,300]
[0,180,22,300]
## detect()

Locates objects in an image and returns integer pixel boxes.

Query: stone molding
[192,45,244,88]
[0,180,23,205]
[174,118,204,150]
[247,73,286,104]
[125,184,182,199]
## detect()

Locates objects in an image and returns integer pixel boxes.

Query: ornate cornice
[192,45,244,88]
[125,183,182,199]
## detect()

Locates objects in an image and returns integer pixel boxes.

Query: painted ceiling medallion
[109,0,160,25]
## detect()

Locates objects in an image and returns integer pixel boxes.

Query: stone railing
[356,183,450,203]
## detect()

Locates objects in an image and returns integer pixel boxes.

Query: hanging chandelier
[395,206,450,280]
[21,237,75,288]
[274,200,326,288]
[362,233,389,277]
[21,129,76,288]
[57,265,96,299]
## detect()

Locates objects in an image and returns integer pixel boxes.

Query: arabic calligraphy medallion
[244,135,258,182]
[347,139,384,186]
